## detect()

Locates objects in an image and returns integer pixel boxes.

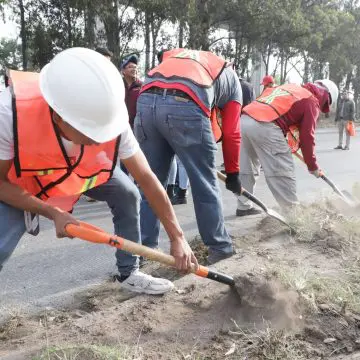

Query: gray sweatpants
[237,115,299,210]
[338,119,351,148]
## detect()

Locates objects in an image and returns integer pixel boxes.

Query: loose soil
[2,200,360,359]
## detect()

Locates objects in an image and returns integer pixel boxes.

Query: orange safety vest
[148,49,228,142]
[244,84,313,152]
[6,69,120,212]
[148,49,227,88]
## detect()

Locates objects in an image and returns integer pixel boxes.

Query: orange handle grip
[66,222,124,249]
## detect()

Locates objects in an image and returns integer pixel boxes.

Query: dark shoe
[236,208,262,217]
[166,184,176,201]
[171,188,187,205]
[343,146,350,150]
[207,249,233,265]
[334,145,343,149]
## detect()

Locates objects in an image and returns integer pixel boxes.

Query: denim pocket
[168,115,203,147]
[133,113,146,144]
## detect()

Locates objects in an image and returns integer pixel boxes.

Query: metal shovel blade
[340,189,359,207]
[216,171,294,232]
[241,189,294,231]
[320,175,358,207]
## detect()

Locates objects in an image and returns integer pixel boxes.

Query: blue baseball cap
[120,55,138,70]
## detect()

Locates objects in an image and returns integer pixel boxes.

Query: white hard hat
[40,47,128,143]
[314,79,339,108]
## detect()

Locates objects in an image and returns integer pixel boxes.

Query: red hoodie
[275,83,330,171]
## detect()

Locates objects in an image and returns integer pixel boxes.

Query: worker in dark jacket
[121,55,143,129]
[335,92,355,150]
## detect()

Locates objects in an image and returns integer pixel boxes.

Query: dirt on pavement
[2,200,360,359]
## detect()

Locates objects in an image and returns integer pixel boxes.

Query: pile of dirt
[234,273,301,329]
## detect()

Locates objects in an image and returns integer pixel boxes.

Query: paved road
[0,128,359,315]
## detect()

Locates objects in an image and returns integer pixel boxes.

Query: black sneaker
[207,249,233,265]
[236,208,262,217]
[334,145,343,150]
[166,184,177,201]
[171,189,187,205]
[343,146,350,150]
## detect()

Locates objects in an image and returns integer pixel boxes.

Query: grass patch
[226,320,308,360]
[32,344,143,360]
[287,203,360,250]
[270,266,360,313]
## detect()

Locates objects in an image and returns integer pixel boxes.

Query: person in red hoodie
[236,79,338,216]
[121,55,143,129]
[135,48,242,264]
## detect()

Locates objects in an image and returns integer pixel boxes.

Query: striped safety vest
[6,69,120,212]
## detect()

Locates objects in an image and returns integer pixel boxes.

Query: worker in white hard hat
[0,48,198,295]
[237,79,338,215]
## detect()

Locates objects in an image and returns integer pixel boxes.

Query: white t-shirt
[0,88,139,161]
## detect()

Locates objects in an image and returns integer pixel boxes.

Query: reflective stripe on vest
[148,49,227,88]
[6,69,120,211]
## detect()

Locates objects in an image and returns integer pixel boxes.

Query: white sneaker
[121,270,174,295]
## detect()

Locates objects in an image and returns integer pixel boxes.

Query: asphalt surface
[0,127,359,316]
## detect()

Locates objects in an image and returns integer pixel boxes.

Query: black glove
[225,172,241,194]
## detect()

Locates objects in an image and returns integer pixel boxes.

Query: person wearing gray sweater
[335,92,355,150]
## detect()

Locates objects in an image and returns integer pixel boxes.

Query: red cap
[261,75,274,86]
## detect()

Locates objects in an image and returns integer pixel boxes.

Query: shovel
[293,152,357,207]
[216,171,294,231]
[66,221,235,286]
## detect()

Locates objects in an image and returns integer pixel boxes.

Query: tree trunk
[151,19,163,69]
[178,19,185,48]
[101,0,120,65]
[241,38,251,78]
[84,0,96,48]
[280,50,284,83]
[345,71,353,91]
[65,0,72,47]
[303,51,310,83]
[18,0,27,70]
[187,0,210,49]
[144,12,151,72]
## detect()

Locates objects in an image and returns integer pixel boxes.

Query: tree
[0,37,21,79]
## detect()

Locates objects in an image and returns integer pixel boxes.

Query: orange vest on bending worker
[148,49,227,88]
[148,49,228,142]
[7,70,120,212]
[244,83,313,152]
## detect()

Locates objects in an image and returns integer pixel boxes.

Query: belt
[144,87,193,101]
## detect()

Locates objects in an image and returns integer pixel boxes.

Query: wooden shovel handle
[66,222,210,278]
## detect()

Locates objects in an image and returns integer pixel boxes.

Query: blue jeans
[135,92,232,255]
[168,156,189,189]
[0,167,141,276]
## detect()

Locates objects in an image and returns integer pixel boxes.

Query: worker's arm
[0,159,78,237]
[220,101,241,173]
[299,99,320,172]
[219,101,242,193]
[123,150,198,271]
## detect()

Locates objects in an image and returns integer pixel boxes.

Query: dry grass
[225,320,308,360]
[270,265,360,313]
[32,344,143,360]
[0,307,24,340]
[286,203,360,250]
